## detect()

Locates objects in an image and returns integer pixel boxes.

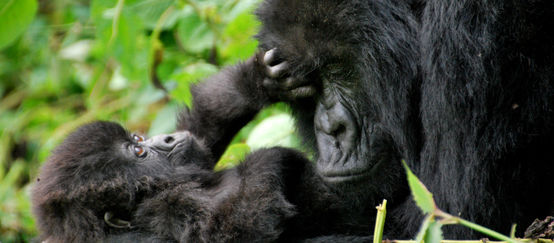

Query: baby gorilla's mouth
[166,131,213,169]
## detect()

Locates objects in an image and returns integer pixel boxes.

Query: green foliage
[402,161,519,243]
[246,113,300,150]
[215,143,251,171]
[415,216,443,243]
[0,0,38,50]
[402,160,435,214]
[0,0,296,240]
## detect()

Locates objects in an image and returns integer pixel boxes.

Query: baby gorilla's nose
[144,131,191,151]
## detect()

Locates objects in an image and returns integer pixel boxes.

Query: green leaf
[222,0,260,22]
[220,12,259,64]
[169,62,218,105]
[246,114,300,149]
[215,143,251,171]
[91,0,149,82]
[129,0,177,29]
[147,102,179,136]
[0,0,38,50]
[415,215,432,243]
[415,217,443,243]
[402,160,436,214]
[176,7,215,53]
[424,221,443,243]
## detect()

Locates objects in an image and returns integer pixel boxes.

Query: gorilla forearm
[177,49,318,162]
[177,55,272,162]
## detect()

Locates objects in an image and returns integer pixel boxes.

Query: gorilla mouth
[167,139,194,158]
[314,101,380,183]
[316,147,381,183]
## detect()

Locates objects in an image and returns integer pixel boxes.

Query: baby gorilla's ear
[32,177,136,242]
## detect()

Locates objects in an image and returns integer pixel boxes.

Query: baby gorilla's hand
[262,48,316,101]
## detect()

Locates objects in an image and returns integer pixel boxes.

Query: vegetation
[0,0,300,241]
[369,162,553,243]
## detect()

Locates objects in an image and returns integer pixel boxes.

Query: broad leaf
[415,217,443,243]
[246,114,300,149]
[216,143,251,171]
[148,103,179,136]
[176,7,215,53]
[169,62,218,105]
[402,160,436,214]
[0,0,38,49]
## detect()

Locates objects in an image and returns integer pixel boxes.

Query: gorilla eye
[133,145,147,158]
[132,134,144,142]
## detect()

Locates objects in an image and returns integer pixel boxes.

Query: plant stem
[434,210,521,243]
[457,218,521,243]
[373,199,387,243]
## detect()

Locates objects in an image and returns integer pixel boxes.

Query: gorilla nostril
[164,136,175,144]
[333,124,346,137]
[331,124,347,142]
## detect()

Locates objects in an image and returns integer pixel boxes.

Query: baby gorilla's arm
[177,50,309,163]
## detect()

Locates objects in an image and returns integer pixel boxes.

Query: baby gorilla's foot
[262,48,316,101]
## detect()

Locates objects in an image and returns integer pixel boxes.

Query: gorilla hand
[261,48,316,101]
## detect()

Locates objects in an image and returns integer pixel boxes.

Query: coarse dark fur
[31,121,297,242]
[32,120,364,242]
[181,0,554,239]
[256,0,554,238]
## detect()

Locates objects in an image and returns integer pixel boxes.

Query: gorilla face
[136,130,212,170]
[314,65,397,184]
[53,122,210,181]
[32,121,214,242]
[33,121,213,216]
[255,0,408,186]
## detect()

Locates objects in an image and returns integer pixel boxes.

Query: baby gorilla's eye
[132,134,144,142]
[133,145,147,158]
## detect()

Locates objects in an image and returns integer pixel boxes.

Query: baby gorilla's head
[31,121,212,242]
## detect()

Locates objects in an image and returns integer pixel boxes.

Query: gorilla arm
[177,50,313,163]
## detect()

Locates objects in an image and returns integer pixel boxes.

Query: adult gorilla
[247,0,554,238]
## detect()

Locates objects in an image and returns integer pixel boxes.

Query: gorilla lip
[166,140,192,158]
[318,152,376,183]
[320,167,373,183]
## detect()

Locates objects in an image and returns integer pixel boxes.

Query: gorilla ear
[104,211,133,229]
[33,192,107,242]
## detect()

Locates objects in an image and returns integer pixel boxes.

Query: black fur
[254,0,554,238]
[182,0,554,239]
[32,121,365,242]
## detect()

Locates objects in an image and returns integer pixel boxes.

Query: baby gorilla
[32,121,317,242]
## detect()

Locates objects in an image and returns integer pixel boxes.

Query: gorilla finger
[267,62,289,78]
[282,77,312,90]
[263,78,280,90]
[287,86,317,99]
[263,48,277,65]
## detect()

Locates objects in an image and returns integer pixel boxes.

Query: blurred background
[0,0,301,241]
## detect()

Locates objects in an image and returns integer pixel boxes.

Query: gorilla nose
[315,103,350,138]
[145,131,191,151]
